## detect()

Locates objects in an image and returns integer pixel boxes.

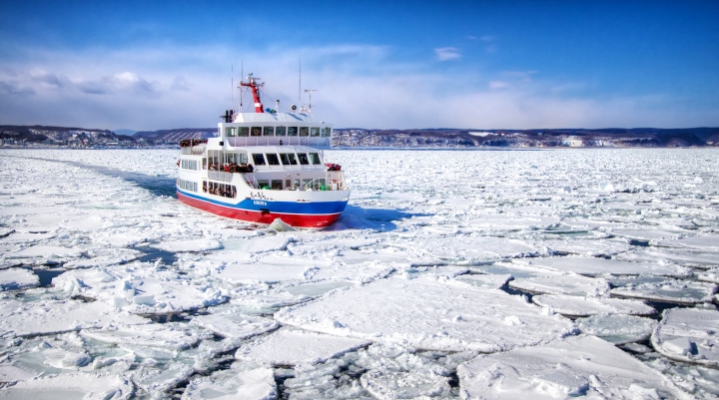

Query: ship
[176,73,350,228]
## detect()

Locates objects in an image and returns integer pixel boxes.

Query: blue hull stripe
[177,189,348,215]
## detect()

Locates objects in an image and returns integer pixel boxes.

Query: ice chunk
[407,236,541,264]
[52,262,228,315]
[80,323,201,350]
[182,367,276,400]
[0,372,133,399]
[577,314,657,344]
[276,276,576,352]
[532,294,656,317]
[518,256,689,277]
[509,272,609,296]
[360,370,451,399]
[235,328,370,366]
[0,299,147,338]
[456,273,512,289]
[643,355,719,399]
[611,280,717,305]
[190,309,279,339]
[651,308,719,368]
[540,238,631,257]
[154,238,222,253]
[658,235,719,251]
[0,268,39,290]
[458,335,685,399]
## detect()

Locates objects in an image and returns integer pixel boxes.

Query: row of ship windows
[178,179,198,192]
[181,160,198,170]
[224,126,331,137]
[204,151,322,168]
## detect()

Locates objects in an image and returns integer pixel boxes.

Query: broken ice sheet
[577,314,657,344]
[642,355,719,400]
[658,235,719,252]
[182,366,276,400]
[189,307,279,339]
[651,308,719,368]
[0,268,39,291]
[539,238,631,257]
[0,372,134,399]
[532,294,656,317]
[508,272,609,296]
[235,328,371,367]
[276,276,575,352]
[516,256,690,277]
[52,262,228,315]
[457,335,686,400]
[456,273,512,289]
[399,235,543,265]
[80,322,206,350]
[610,279,717,305]
[0,299,147,338]
[360,370,451,399]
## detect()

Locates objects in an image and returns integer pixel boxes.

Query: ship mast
[239,73,264,113]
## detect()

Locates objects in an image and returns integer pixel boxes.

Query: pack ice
[1,148,718,399]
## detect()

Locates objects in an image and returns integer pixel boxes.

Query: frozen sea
[0,148,718,399]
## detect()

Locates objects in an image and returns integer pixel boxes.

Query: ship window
[310,127,320,137]
[309,153,321,165]
[250,127,262,136]
[252,153,266,165]
[279,153,297,165]
[263,126,275,136]
[271,180,283,190]
[258,180,269,189]
[226,127,236,137]
[202,158,207,169]
[287,127,298,136]
[321,127,331,137]
[298,153,309,165]
[285,179,291,189]
[237,152,248,164]
[238,127,249,137]
[266,153,280,165]
[299,127,309,136]
[276,126,286,136]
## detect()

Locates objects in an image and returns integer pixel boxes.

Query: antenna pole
[239,61,244,112]
[299,55,302,102]
[231,65,234,111]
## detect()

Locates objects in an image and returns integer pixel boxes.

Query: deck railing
[226,136,330,147]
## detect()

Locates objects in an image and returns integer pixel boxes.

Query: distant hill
[132,128,216,143]
[113,129,137,136]
[0,125,134,144]
[2,124,718,148]
[332,127,719,148]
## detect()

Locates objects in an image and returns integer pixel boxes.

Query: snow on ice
[0,148,718,398]
[457,335,688,399]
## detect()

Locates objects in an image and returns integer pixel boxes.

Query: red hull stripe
[177,191,342,228]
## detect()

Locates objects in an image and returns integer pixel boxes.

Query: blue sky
[1,0,717,130]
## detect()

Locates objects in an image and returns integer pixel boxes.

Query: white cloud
[0,43,716,130]
[434,47,462,61]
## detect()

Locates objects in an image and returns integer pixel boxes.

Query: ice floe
[651,308,719,368]
[532,294,656,317]
[610,279,717,305]
[0,268,39,291]
[0,372,134,399]
[517,256,690,277]
[277,276,576,352]
[235,328,371,366]
[189,308,279,339]
[182,367,277,400]
[457,335,687,399]
[0,299,147,338]
[508,272,609,296]
[577,314,657,344]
